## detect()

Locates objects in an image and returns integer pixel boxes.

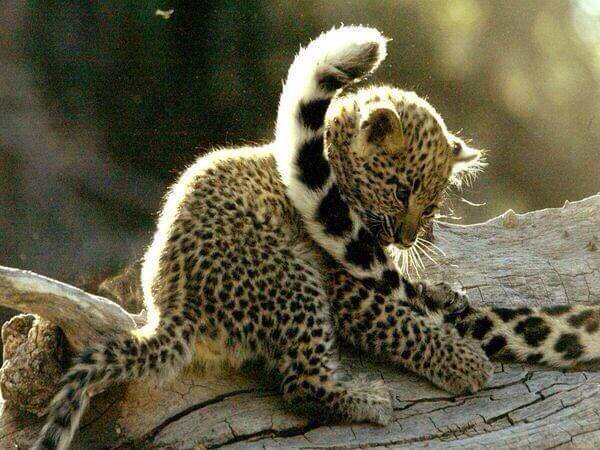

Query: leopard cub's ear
[361,108,403,149]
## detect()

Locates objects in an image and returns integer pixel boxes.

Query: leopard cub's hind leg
[276,326,392,425]
[268,258,392,425]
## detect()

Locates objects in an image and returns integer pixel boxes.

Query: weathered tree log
[1,195,599,449]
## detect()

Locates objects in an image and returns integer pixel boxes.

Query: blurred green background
[1,0,599,285]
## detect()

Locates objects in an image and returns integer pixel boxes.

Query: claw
[420,281,471,315]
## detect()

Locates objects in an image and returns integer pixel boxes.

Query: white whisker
[458,197,486,207]
[401,250,409,275]
[409,247,421,278]
[414,240,439,266]
[405,248,413,278]
[416,238,441,256]
[412,245,426,272]
[418,238,447,257]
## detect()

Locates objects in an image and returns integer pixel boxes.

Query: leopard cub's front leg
[332,272,493,395]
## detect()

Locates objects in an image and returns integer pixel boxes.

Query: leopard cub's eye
[423,204,437,217]
[394,184,410,205]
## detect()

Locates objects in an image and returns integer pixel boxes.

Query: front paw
[419,281,469,314]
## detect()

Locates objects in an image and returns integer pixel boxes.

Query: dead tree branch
[1,195,598,449]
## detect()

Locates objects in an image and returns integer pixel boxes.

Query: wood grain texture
[0,195,598,449]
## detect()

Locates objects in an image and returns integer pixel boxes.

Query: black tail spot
[567,310,594,328]
[345,234,376,271]
[514,316,551,347]
[492,307,532,322]
[525,353,544,364]
[316,184,352,236]
[542,305,572,316]
[296,136,330,190]
[300,99,331,131]
[482,335,507,356]
[319,73,348,92]
[586,321,599,334]
[472,316,493,340]
[554,333,584,360]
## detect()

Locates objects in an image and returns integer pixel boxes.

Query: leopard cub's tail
[33,327,192,450]
[275,25,387,188]
[446,303,600,367]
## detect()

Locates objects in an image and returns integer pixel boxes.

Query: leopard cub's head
[325,85,483,248]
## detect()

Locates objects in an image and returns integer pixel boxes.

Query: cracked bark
[0,195,599,449]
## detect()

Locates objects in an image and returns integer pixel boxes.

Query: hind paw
[337,379,393,425]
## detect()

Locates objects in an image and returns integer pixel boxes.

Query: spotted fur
[443,303,600,366]
[34,26,599,450]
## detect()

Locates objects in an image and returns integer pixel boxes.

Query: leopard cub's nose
[401,236,416,247]
[395,226,415,248]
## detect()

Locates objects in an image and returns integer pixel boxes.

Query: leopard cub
[34,26,600,450]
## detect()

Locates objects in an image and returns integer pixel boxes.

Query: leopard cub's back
[178,145,296,233]
[144,144,319,371]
